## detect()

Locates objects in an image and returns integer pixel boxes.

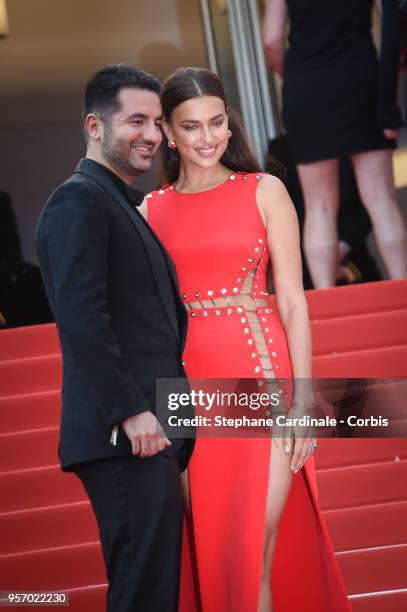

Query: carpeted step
[0,427,59,472]
[0,323,59,361]
[0,502,97,555]
[317,459,407,510]
[337,543,407,594]
[313,344,407,377]
[306,279,407,320]
[0,391,60,434]
[66,584,107,612]
[0,355,61,398]
[314,439,407,469]
[311,309,407,356]
[324,500,407,551]
[0,542,105,590]
[0,466,86,513]
[350,589,407,612]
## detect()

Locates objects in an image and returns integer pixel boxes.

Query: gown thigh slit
[148,173,351,611]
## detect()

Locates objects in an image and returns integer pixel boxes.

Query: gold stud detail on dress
[147,193,153,199]
[195,292,200,298]
[248,258,254,263]
[242,175,247,180]
[182,293,187,299]
[258,238,263,244]
[207,290,214,296]
[158,189,165,195]
[215,310,221,316]
[191,312,197,318]
[255,247,260,253]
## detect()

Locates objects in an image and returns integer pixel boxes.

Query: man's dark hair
[83,63,161,121]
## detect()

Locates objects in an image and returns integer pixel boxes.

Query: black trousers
[73,453,184,612]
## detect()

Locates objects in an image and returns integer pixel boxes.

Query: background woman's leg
[350,149,407,278]
[297,160,340,288]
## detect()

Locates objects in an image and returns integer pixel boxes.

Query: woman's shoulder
[145,183,176,201]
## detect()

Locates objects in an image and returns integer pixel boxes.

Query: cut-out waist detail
[185,294,270,312]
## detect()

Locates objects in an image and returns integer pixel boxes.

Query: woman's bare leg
[258,439,293,612]
[297,160,340,288]
[351,149,407,278]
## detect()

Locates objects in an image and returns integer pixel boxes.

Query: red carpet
[0,279,406,611]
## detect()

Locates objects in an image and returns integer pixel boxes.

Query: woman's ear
[162,119,173,141]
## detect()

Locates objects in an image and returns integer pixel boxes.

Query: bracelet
[292,401,314,409]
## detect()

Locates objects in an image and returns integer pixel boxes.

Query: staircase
[0,279,406,611]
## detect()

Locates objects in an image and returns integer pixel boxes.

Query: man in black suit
[35,64,194,612]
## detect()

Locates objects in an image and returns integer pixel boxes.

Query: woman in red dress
[141,68,351,612]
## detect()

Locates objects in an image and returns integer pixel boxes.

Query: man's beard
[101,125,149,177]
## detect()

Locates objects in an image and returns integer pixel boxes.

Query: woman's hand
[282,406,317,473]
[383,128,399,140]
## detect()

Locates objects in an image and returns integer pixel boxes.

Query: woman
[263,0,407,288]
[141,68,350,611]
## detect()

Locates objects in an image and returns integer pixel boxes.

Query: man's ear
[85,113,104,141]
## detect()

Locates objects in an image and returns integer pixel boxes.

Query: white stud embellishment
[248,339,254,345]
[241,317,247,323]
[147,193,153,199]
[207,290,214,296]
[230,174,236,180]
[203,311,208,317]
[255,366,261,373]
[158,189,165,195]
[215,310,221,316]
[221,288,227,294]
[232,287,239,294]
[237,307,243,314]
[272,352,277,357]
[243,328,250,334]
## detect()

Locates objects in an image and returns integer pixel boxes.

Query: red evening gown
[147,172,351,612]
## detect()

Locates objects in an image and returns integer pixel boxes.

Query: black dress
[282,0,403,163]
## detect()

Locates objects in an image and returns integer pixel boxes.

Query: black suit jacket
[35,159,194,471]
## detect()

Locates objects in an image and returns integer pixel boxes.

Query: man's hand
[121,411,171,458]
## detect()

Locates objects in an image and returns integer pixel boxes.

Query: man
[35,64,194,612]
